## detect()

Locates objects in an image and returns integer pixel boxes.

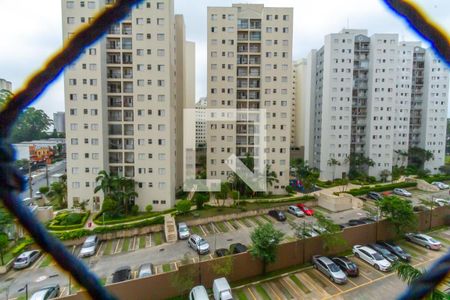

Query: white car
[433,198,450,207]
[352,245,391,272]
[405,233,442,250]
[393,188,412,197]
[178,222,190,239]
[288,205,305,217]
[30,285,60,300]
[79,235,99,258]
[431,181,449,190]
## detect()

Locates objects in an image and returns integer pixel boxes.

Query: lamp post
[18,284,28,300]
[429,196,434,230]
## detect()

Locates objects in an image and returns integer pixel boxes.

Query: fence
[60,206,449,300]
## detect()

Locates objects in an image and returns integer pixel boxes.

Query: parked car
[367,191,383,201]
[297,203,314,216]
[79,235,99,258]
[331,256,359,277]
[405,233,442,250]
[352,245,391,271]
[347,219,366,226]
[13,250,41,269]
[178,222,190,240]
[30,284,60,300]
[312,255,348,284]
[34,191,43,199]
[376,241,411,262]
[188,234,210,255]
[393,188,412,197]
[189,285,209,300]
[312,224,327,234]
[433,198,450,207]
[137,263,154,278]
[414,205,430,212]
[431,181,449,190]
[215,248,230,257]
[112,266,132,283]
[288,205,305,217]
[297,228,319,238]
[367,244,398,263]
[358,217,376,224]
[229,243,247,254]
[213,277,234,300]
[268,210,287,221]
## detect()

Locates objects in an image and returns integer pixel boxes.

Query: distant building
[53,112,66,133]
[0,78,12,92]
[196,98,207,147]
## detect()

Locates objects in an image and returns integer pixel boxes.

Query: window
[92,153,99,160]
[157,33,165,41]
[157,49,165,56]
[157,18,164,25]
[66,1,74,8]
[70,109,77,116]
[156,2,164,9]
[69,79,77,86]
[136,18,144,25]
[136,33,143,40]
[71,138,78,145]
[67,17,75,24]
[158,153,166,160]
[88,48,96,55]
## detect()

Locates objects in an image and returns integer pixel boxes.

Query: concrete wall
[416,179,440,192]
[59,206,449,300]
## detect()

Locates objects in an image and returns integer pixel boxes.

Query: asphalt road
[20,160,66,200]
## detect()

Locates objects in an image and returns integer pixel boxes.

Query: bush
[423,174,450,183]
[39,186,49,194]
[131,205,139,216]
[92,209,175,225]
[11,239,33,256]
[285,185,294,194]
[176,200,192,215]
[145,205,153,213]
[47,212,90,231]
[343,182,417,196]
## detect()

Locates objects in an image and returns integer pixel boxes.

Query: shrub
[343,182,417,196]
[39,186,50,194]
[176,200,192,215]
[145,205,153,213]
[285,185,294,194]
[47,212,90,231]
[11,239,33,256]
[131,205,139,216]
[92,209,175,225]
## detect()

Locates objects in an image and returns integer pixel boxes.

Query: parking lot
[233,228,450,300]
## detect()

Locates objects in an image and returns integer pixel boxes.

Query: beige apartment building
[62,0,194,211]
[206,4,293,194]
[0,78,12,91]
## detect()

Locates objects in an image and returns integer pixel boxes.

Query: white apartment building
[296,29,449,181]
[53,112,66,133]
[62,0,190,211]
[195,97,207,147]
[0,79,12,91]
[207,4,293,194]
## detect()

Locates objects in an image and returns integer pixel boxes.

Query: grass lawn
[122,237,131,252]
[289,274,311,293]
[103,240,113,256]
[191,226,202,235]
[275,281,294,299]
[0,251,14,266]
[260,215,272,223]
[236,290,249,300]
[203,223,215,234]
[255,285,271,300]
[39,255,53,268]
[229,220,240,230]
[446,155,450,164]
[251,217,263,226]
[215,222,229,233]
[305,270,327,288]
[162,263,172,272]
[239,218,253,228]
[153,232,164,246]
[139,236,146,249]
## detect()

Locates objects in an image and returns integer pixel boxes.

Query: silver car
[79,235,99,258]
[405,233,442,250]
[188,234,210,255]
[178,222,190,239]
[30,285,60,300]
[431,181,449,190]
[312,255,347,284]
[137,263,154,278]
[393,188,412,197]
[13,250,41,269]
[288,205,305,217]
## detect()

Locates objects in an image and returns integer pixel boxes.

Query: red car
[297,203,314,216]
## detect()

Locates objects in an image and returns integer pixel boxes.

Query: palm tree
[117,177,138,215]
[265,165,279,188]
[47,176,67,209]
[327,158,341,181]
[379,169,391,182]
[94,170,116,196]
[394,262,447,299]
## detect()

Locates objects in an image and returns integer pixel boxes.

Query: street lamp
[18,284,28,300]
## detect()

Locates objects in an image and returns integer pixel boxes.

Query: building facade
[206,4,293,194]
[0,79,12,91]
[296,29,449,181]
[195,97,207,147]
[53,112,66,133]
[62,0,188,211]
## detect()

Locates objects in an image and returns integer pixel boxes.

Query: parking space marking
[247,287,257,300]
[198,225,207,236]
[280,277,303,298]
[297,272,329,298]
[263,282,282,300]
[352,257,385,279]
[223,221,235,231]
[210,222,220,234]
[310,268,345,293]
[96,241,105,257]
[147,234,152,248]
[113,238,123,254]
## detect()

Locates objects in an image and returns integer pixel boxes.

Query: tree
[393,261,447,300]
[265,164,279,188]
[215,182,230,207]
[394,150,409,168]
[345,154,375,180]
[378,196,417,237]
[228,153,254,197]
[94,170,117,196]
[408,147,434,171]
[291,158,320,193]
[145,205,153,213]
[314,212,347,252]
[379,169,391,183]
[116,177,138,215]
[249,223,284,275]
[327,158,341,181]
[102,196,119,217]
[47,176,67,209]
[176,200,192,215]
[0,233,9,265]
[193,193,209,210]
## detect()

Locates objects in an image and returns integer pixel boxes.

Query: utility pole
[28,161,32,199]
[45,159,49,187]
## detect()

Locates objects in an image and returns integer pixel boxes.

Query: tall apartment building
[53,112,66,133]
[206,4,293,194]
[0,79,12,91]
[195,97,207,147]
[62,0,190,211]
[296,29,449,180]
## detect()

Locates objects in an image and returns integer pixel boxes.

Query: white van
[213,277,234,300]
[189,285,209,300]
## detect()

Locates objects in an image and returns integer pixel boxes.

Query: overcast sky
[0,0,448,118]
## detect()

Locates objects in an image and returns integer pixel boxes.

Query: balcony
[237,55,248,64]
[108,111,122,122]
[108,24,120,34]
[108,97,122,107]
[122,24,132,35]
[238,45,249,53]
[124,124,134,136]
[237,19,249,29]
[107,68,121,79]
[125,166,134,178]
[107,54,121,64]
[124,152,134,164]
[238,33,248,41]
[122,38,132,50]
[237,68,248,77]
[106,39,120,50]
[123,110,134,122]
[123,68,133,79]
[249,91,260,100]
[107,82,121,93]
[249,55,261,64]
[249,44,261,53]
[109,139,123,150]
[250,20,261,29]
[122,53,133,64]
[109,153,123,164]
[249,67,260,76]
[108,124,122,135]
[124,139,134,150]
[249,79,260,88]
[123,97,133,107]
[123,82,133,93]
[250,32,261,41]
[110,166,123,177]
[237,79,248,88]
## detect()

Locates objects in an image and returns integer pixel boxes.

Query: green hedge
[342,182,417,196]
[11,239,33,256]
[251,195,315,204]
[423,174,450,183]
[47,211,90,231]
[93,209,175,225]
[51,216,165,241]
